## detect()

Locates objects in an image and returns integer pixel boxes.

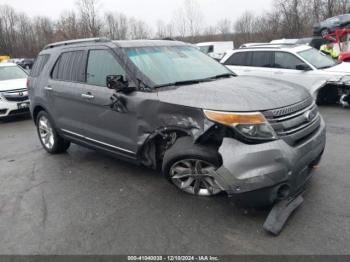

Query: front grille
[263,98,321,146]
[8,108,30,115]
[1,89,29,102]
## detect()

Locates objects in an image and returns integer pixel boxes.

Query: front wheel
[36,111,70,154]
[162,137,222,196]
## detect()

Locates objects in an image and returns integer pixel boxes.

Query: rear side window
[224,52,247,66]
[86,50,126,87]
[30,54,50,77]
[250,51,273,67]
[52,51,86,82]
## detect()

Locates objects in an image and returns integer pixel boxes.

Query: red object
[323,29,350,62]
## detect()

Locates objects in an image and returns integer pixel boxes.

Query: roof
[225,44,312,56]
[113,40,188,48]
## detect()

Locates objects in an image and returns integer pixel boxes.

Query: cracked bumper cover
[212,118,326,207]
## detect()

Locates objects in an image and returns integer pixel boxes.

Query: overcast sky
[0,0,272,29]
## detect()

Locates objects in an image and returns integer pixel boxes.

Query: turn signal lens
[203,110,267,126]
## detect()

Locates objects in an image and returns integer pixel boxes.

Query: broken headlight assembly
[203,110,278,142]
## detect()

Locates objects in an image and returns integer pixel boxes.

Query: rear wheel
[36,111,70,154]
[162,137,222,196]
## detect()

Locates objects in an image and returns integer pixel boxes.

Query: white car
[221,44,350,106]
[0,63,30,119]
[197,41,234,60]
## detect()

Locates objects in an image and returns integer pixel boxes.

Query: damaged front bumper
[212,118,326,208]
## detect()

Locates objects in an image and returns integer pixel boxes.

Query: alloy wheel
[38,115,55,150]
[170,159,222,196]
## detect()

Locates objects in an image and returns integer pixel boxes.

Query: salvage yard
[0,106,349,255]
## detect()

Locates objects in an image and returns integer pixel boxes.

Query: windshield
[0,66,27,81]
[198,45,213,54]
[125,45,231,86]
[298,48,338,69]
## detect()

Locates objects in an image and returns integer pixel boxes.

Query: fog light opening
[277,184,291,200]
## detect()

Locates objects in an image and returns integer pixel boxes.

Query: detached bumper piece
[263,193,304,236]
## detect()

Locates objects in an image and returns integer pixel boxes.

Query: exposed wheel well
[316,84,340,105]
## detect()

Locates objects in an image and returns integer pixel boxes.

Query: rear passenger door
[47,49,87,135]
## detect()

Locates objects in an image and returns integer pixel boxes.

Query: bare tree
[105,12,128,40]
[76,0,102,37]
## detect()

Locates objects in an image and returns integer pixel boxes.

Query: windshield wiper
[209,73,235,79]
[155,73,235,88]
[155,79,203,88]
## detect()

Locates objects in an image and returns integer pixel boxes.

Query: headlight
[203,110,277,141]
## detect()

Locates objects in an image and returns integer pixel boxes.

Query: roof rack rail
[44,37,111,50]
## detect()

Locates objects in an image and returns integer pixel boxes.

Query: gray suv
[28,38,326,208]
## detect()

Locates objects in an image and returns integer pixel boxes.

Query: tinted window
[274,52,304,69]
[250,51,273,67]
[86,50,126,87]
[224,52,247,66]
[30,55,49,77]
[52,51,86,82]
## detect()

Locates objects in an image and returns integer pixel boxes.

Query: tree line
[0,0,349,58]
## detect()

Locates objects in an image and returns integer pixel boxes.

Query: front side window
[298,48,338,69]
[274,52,304,69]
[52,51,86,82]
[0,66,27,81]
[86,50,126,87]
[250,51,273,67]
[125,45,231,86]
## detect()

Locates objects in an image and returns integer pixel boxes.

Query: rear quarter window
[224,52,248,66]
[30,54,50,77]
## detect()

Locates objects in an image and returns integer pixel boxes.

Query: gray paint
[29,39,326,207]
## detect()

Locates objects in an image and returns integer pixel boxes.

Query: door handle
[274,71,283,75]
[81,93,95,100]
[44,86,53,91]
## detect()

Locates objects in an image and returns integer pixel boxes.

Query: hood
[0,78,27,92]
[322,62,350,74]
[157,76,310,112]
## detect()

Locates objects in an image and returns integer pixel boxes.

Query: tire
[36,111,70,154]
[162,136,222,196]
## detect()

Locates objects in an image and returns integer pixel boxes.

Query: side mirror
[106,75,134,93]
[296,64,312,71]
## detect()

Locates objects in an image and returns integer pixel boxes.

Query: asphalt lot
[0,106,349,255]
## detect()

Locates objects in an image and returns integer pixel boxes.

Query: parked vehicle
[0,63,30,119]
[29,38,325,213]
[313,14,350,37]
[221,44,350,106]
[17,59,35,70]
[296,37,330,50]
[196,41,234,60]
[0,56,11,62]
